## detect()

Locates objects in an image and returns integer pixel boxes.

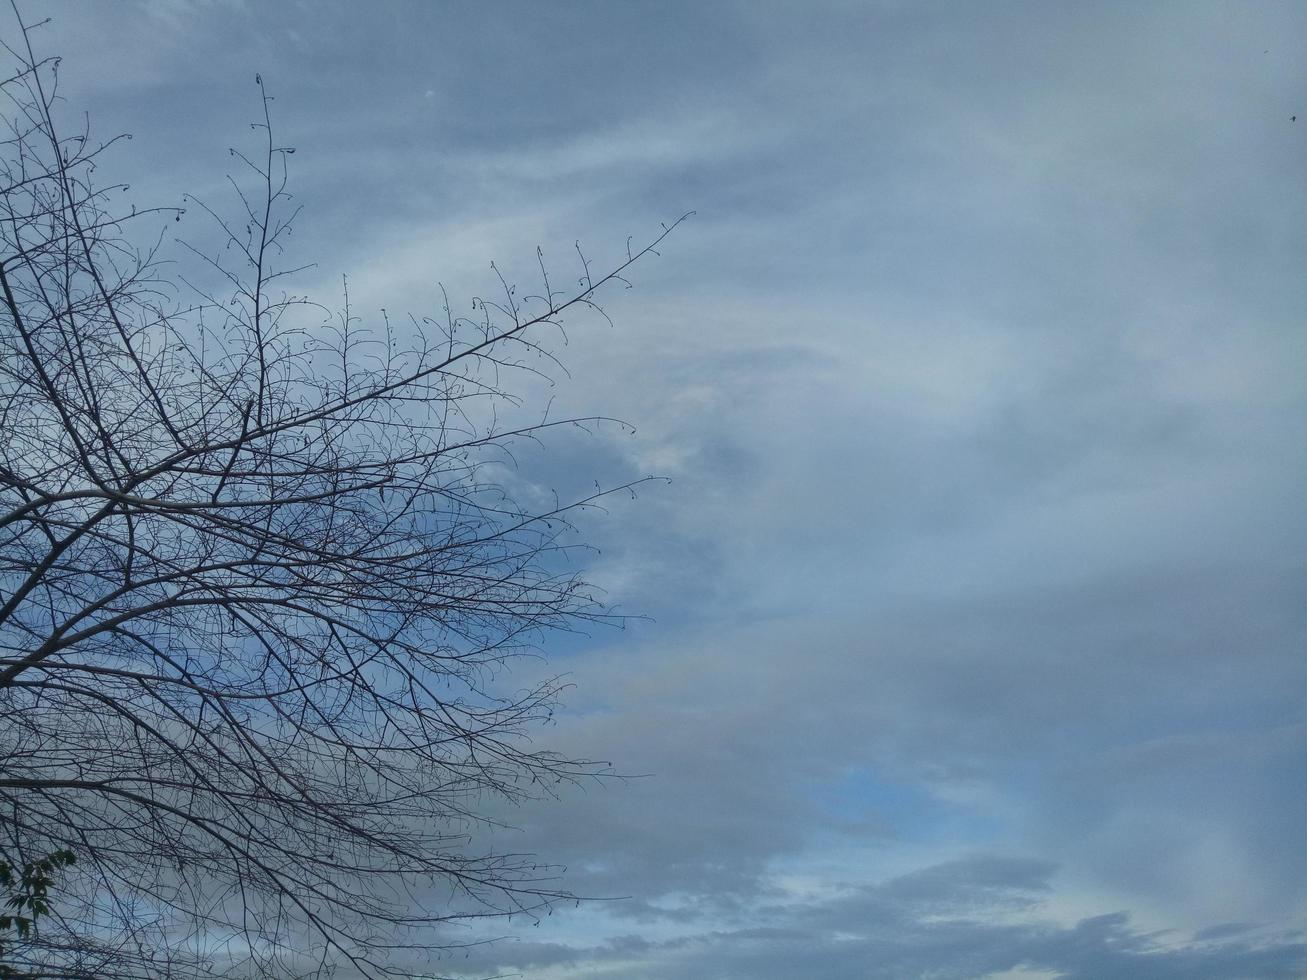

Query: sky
[24,2,1307,978]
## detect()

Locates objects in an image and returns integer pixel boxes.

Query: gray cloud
[436,856,1307,980]
[25,1,1307,976]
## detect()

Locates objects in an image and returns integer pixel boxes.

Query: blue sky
[32,2,1307,977]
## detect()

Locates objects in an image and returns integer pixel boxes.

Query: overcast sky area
[26,2,1307,978]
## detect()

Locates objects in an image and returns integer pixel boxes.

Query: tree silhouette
[0,10,683,977]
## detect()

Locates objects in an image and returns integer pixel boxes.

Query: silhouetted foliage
[0,848,75,978]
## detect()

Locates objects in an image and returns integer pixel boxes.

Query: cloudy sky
[30,2,1307,977]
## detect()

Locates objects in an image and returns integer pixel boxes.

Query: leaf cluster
[0,849,75,978]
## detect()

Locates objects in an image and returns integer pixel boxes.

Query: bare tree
[0,11,684,978]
